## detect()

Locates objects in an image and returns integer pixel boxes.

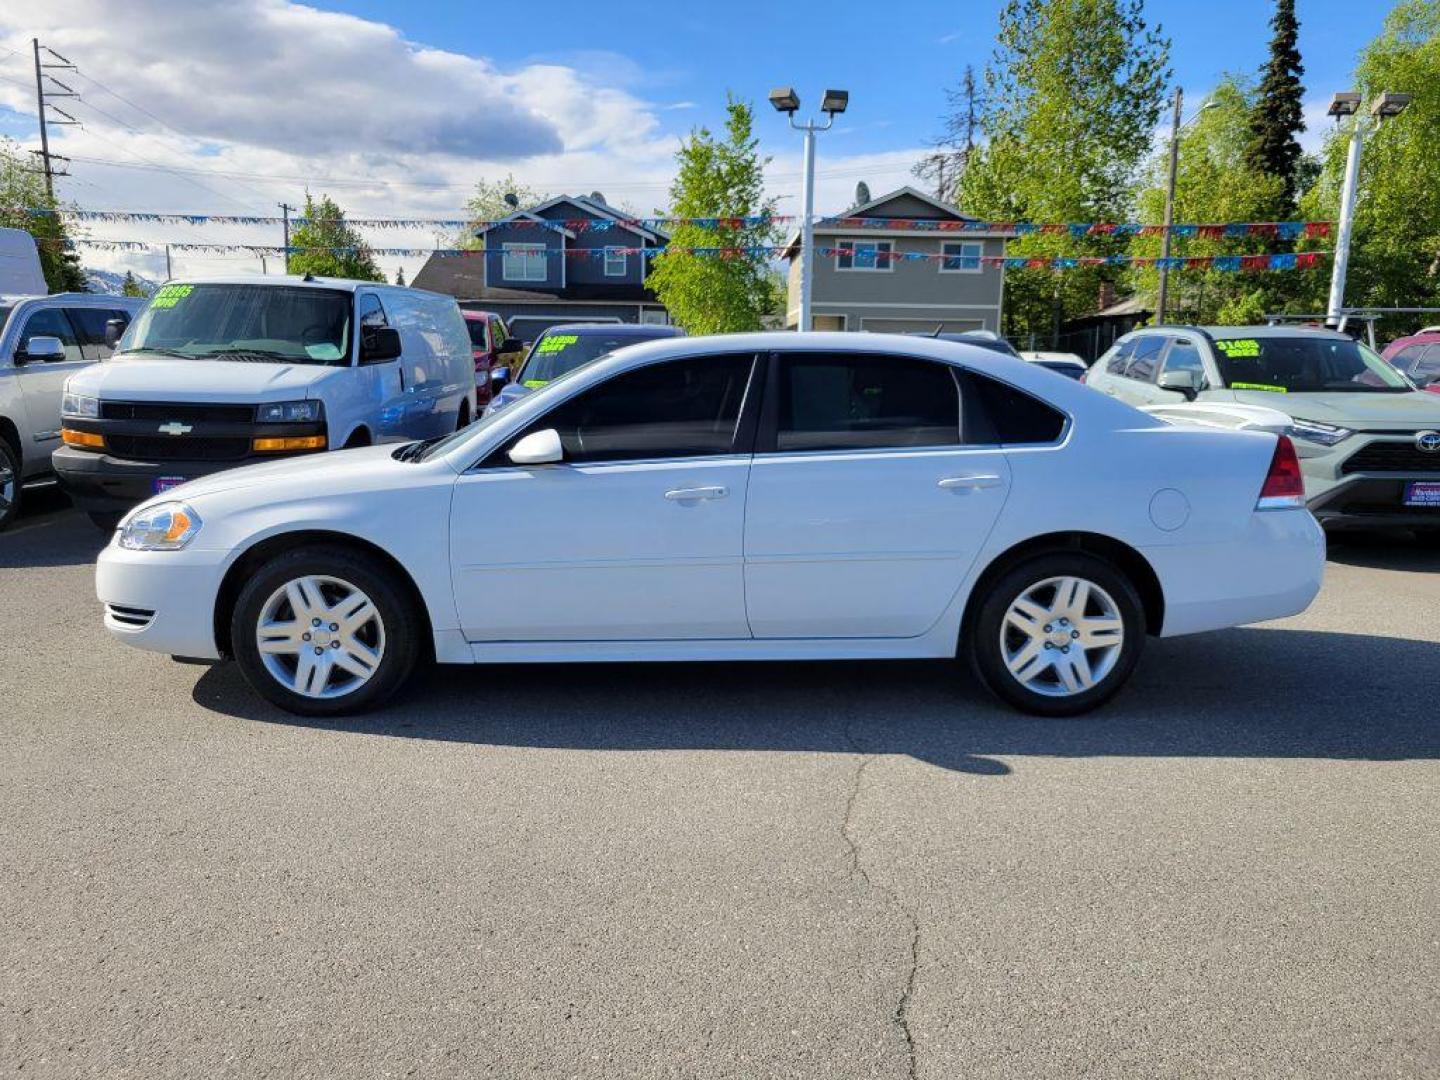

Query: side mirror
[104,318,127,349]
[1158,368,1203,400]
[360,326,403,364]
[21,335,67,364]
[507,428,563,466]
[490,366,511,391]
[499,337,523,356]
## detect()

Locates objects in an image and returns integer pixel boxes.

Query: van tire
[88,511,123,532]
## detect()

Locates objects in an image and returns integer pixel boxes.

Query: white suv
[1085,325,1440,534]
[0,293,144,530]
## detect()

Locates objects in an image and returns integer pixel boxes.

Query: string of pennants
[9,205,1332,239]
[49,235,1330,272]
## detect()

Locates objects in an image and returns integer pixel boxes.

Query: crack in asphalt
[841,734,921,1080]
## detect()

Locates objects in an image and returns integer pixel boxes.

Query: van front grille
[106,434,252,461]
[100,401,255,423]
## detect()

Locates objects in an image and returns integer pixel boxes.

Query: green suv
[1085,325,1440,533]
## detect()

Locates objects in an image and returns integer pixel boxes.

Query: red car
[1382,332,1440,394]
[461,309,523,406]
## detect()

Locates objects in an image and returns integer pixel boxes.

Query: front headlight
[61,391,100,419]
[256,399,322,423]
[1286,418,1353,446]
[118,502,202,551]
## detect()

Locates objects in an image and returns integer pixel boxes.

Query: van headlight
[256,399,322,423]
[118,502,202,551]
[1286,418,1353,446]
[62,391,100,418]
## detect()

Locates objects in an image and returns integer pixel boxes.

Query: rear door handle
[664,485,728,501]
[938,474,1003,491]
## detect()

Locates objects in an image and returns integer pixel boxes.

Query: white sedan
[95,332,1324,718]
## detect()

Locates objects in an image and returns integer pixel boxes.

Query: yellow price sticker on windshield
[1215,338,1261,358]
[536,334,578,354]
[150,284,193,310]
[1231,381,1287,393]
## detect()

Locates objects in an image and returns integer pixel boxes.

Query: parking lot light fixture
[1371,92,1413,119]
[774,86,850,331]
[1327,92,1361,118]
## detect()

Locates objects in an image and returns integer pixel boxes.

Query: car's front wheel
[0,438,21,531]
[968,552,1145,717]
[231,545,423,716]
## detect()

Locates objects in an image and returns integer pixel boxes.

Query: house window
[502,243,547,282]
[604,247,627,277]
[940,241,983,273]
[835,240,893,272]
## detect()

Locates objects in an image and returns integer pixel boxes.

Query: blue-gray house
[411,194,672,328]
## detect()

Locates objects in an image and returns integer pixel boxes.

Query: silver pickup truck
[0,292,144,530]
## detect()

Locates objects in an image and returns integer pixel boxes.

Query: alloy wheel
[999,575,1125,697]
[255,575,387,699]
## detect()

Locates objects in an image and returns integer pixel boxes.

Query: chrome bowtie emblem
[157,422,193,436]
[1416,430,1440,453]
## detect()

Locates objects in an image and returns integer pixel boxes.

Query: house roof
[409,253,554,301]
[780,185,1012,258]
[474,195,666,243]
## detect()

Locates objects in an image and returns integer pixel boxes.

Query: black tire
[456,400,471,430]
[0,437,19,532]
[966,551,1146,717]
[230,544,423,717]
[88,511,123,532]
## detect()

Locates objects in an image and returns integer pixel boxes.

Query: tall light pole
[1326,91,1411,326]
[770,87,849,331]
[1156,90,1215,324]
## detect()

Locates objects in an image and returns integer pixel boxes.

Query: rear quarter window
[961,370,1067,445]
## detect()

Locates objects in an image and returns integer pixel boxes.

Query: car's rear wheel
[0,438,21,531]
[967,552,1145,717]
[231,545,422,716]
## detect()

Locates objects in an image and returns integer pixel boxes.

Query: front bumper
[55,445,240,512]
[1308,476,1440,529]
[96,540,229,659]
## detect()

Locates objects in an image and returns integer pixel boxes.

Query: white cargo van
[54,275,476,527]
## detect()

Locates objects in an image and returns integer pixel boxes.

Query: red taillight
[1257,434,1305,508]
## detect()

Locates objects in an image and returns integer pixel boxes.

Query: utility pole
[1156,86,1183,324]
[31,38,78,200]
[278,202,296,273]
[164,244,172,280]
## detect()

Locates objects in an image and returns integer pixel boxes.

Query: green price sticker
[536,334,577,354]
[1215,338,1261,358]
[522,379,550,389]
[150,284,194,310]
[1231,381,1287,393]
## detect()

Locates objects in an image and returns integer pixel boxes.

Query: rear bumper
[1144,509,1325,638]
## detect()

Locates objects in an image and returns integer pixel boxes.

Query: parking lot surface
[2,491,1438,1079]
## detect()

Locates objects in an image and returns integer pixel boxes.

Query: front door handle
[938,474,1003,491]
[665,485,728,501]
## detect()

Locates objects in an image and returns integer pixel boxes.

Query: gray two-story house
[781,186,1011,334]
[411,194,671,326]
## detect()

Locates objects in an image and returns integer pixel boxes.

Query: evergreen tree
[286,193,383,281]
[914,65,984,201]
[120,271,147,297]
[394,266,406,286]
[1246,0,1307,214]
[647,96,778,334]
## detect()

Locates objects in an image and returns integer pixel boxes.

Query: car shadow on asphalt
[191,625,1440,777]
[0,490,109,569]
[1323,530,1440,572]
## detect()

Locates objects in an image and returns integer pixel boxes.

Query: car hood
[138,443,421,507]
[1220,389,1440,428]
[66,356,340,401]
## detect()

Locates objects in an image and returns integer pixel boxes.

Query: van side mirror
[1157,368,1203,400]
[104,318,127,348]
[360,326,403,364]
[20,335,66,364]
[508,428,563,465]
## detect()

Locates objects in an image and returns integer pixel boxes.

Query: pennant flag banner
[818,217,1331,239]
[818,247,1328,272]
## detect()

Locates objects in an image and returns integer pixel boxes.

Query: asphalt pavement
[2,489,1437,1079]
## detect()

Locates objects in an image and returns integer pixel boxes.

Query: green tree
[1301,0,1440,337]
[646,96,778,334]
[0,136,86,293]
[958,0,1171,343]
[287,193,383,281]
[120,271,147,297]
[394,266,406,286]
[1128,76,1325,322]
[1246,0,1307,216]
[454,174,548,250]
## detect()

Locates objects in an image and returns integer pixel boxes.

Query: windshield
[409,360,596,462]
[517,333,636,385]
[1213,335,1411,394]
[118,284,353,365]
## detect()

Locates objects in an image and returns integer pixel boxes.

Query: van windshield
[1212,334,1411,394]
[118,284,353,366]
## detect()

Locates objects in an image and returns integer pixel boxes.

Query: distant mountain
[85,269,158,297]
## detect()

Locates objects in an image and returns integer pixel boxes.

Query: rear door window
[774,353,960,452]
